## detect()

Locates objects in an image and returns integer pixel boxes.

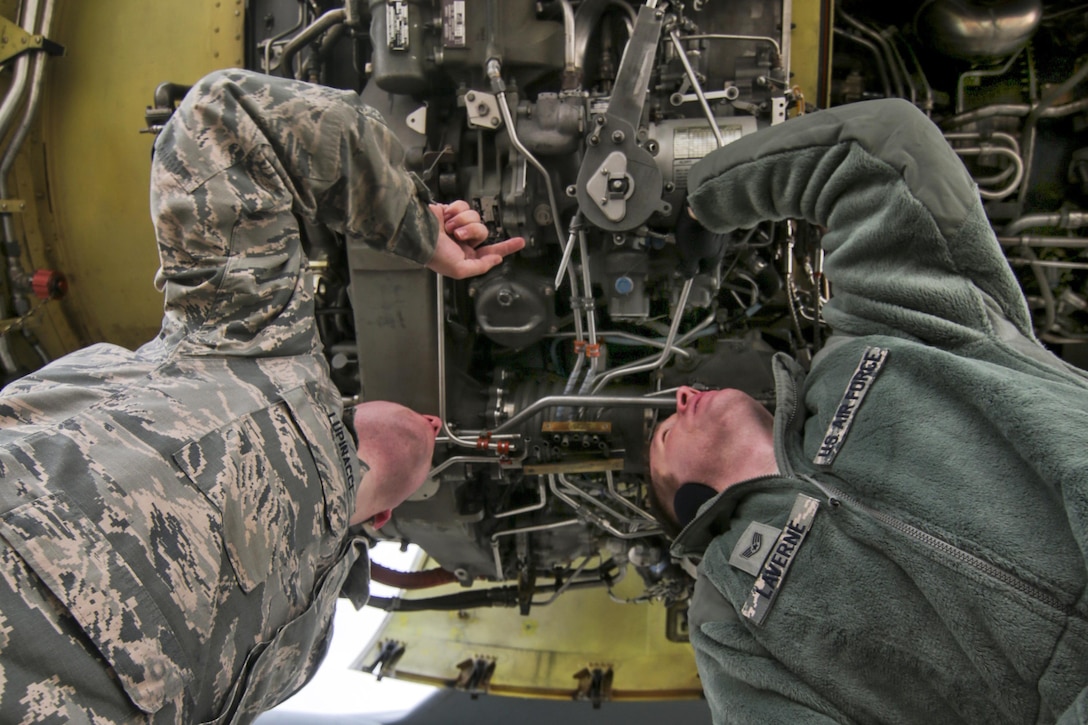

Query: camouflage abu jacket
[0,69,439,723]
[673,100,1088,724]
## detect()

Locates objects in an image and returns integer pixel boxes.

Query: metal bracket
[453,656,496,697]
[665,600,691,643]
[0,16,63,66]
[573,665,614,709]
[0,199,25,213]
[465,90,502,130]
[361,639,406,681]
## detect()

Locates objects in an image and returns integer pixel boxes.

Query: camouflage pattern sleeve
[151,68,440,357]
[0,69,394,724]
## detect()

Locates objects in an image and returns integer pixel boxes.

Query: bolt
[477,103,489,115]
[467,92,476,102]
[497,289,515,307]
[611,130,625,144]
[596,116,606,125]
[491,117,500,127]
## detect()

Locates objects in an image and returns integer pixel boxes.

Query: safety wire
[0,297,49,337]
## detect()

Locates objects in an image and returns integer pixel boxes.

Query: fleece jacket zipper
[800,475,1077,617]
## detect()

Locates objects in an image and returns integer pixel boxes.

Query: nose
[676,385,699,413]
[422,414,443,438]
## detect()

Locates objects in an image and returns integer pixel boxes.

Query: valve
[31,269,67,300]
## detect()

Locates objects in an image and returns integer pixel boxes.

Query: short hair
[645,474,684,539]
[646,433,684,537]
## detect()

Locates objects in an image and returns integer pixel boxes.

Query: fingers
[443,254,503,280]
[477,236,526,259]
[452,222,489,246]
[446,209,488,245]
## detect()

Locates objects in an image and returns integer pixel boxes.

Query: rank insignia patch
[740,494,820,626]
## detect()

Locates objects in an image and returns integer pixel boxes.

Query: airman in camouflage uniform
[0,69,521,723]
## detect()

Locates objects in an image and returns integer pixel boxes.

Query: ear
[673,483,718,527]
[369,509,392,529]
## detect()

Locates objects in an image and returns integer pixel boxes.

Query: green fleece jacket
[672,99,1088,724]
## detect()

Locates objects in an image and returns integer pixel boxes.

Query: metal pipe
[0,0,42,137]
[1020,60,1088,204]
[839,10,904,99]
[261,2,307,73]
[951,145,1024,200]
[895,29,934,112]
[956,47,1022,114]
[1009,258,1088,270]
[605,470,659,524]
[426,453,516,480]
[1004,211,1088,236]
[531,554,597,606]
[559,0,578,83]
[490,518,581,578]
[781,0,792,86]
[997,235,1088,248]
[575,226,601,396]
[549,330,693,359]
[882,27,917,105]
[554,214,582,317]
[1,0,56,194]
[590,278,694,393]
[682,32,781,58]
[0,0,52,373]
[494,479,548,519]
[550,475,658,540]
[832,28,891,98]
[557,218,587,420]
[489,60,566,253]
[276,8,346,78]
[436,275,481,449]
[669,30,724,148]
[588,309,716,395]
[490,394,676,436]
[555,473,632,524]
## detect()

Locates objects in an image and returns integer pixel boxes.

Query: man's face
[351,401,442,525]
[649,386,776,519]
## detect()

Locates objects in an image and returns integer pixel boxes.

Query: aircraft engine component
[239,0,1088,614]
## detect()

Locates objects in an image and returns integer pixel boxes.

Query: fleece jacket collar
[670,353,811,561]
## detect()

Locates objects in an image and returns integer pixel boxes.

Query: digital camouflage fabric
[0,69,439,723]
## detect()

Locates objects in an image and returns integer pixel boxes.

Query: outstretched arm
[151,70,523,355]
[685,99,1032,348]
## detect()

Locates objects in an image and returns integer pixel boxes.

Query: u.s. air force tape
[740,494,820,626]
[813,346,888,466]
